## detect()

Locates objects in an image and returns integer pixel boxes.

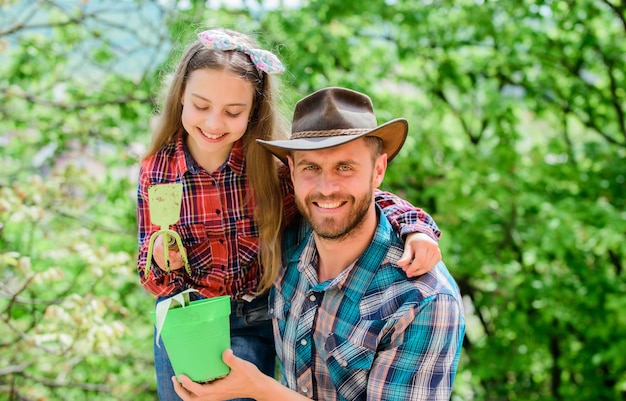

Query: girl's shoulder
[140,140,182,183]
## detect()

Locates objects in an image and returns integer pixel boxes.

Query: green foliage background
[1,0,624,400]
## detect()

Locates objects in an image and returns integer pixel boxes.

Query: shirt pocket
[176,223,213,271]
[268,289,291,358]
[323,333,375,397]
[268,288,292,340]
[268,288,290,322]
[324,332,376,371]
[235,217,259,267]
[176,222,207,244]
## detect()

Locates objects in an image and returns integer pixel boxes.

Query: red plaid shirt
[137,133,440,300]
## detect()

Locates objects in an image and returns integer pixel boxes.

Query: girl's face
[181,68,254,171]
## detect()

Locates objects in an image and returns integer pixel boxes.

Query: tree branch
[600,0,626,31]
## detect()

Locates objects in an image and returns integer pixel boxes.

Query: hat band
[291,128,371,139]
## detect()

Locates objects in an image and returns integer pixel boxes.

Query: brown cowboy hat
[257,87,408,164]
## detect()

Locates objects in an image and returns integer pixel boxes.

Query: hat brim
[257,118,408,165]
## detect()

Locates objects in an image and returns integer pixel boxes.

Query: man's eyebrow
[295,157,360,167]
[294,157,315,167]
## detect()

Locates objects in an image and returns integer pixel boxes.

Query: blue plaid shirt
[270,208,465,400]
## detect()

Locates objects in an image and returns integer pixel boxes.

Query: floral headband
[197,30,285,75]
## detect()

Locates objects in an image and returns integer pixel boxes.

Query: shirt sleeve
[374,189,441,242]
[366,293,465,400]
[136,163,185,298]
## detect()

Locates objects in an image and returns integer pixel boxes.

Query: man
[173,87,465,400]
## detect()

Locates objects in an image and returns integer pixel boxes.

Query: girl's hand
[397,232,442,277]
[153,234,185,271]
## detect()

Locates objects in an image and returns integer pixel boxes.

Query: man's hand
[397,232,442,277]
[172,349,258,400]
[172,349,309,401]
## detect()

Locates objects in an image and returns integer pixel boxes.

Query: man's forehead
[291,138,369,161]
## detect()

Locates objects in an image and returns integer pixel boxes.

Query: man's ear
[287,155,295,182]
[373,153,387,188]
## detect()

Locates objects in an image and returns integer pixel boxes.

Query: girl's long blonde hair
[145,28,288,294]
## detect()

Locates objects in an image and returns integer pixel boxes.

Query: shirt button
[309,294,316,302]
[300,339,307,346]
[301,387,309,394]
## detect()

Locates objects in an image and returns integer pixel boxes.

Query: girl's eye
[194,104,208,111]
[226,111,242,117]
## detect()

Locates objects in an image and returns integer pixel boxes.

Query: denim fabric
[154,294,276,401]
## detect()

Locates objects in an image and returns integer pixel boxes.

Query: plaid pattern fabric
[137,133,296,299]
[270,210,465,400]
[137,132,441,300]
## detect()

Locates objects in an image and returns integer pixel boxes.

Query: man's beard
[296,190,373,241]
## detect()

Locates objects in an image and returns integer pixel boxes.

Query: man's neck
[314,209,378,282]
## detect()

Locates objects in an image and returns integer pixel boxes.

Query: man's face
[289,138,387,241]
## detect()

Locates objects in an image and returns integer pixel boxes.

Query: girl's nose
[204,112,224,131]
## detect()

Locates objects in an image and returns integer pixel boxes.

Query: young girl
[137,28,441,401]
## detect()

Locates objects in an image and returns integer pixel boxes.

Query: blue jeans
[154,293,275,401]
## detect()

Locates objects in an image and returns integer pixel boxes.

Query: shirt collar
[293,206,397,304]
[226,139,245,175]
[178,132,246,176]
